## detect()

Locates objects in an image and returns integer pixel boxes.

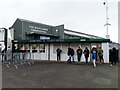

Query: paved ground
[2,61,119,88]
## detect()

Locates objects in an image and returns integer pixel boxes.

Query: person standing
[110,47,117,66]
[56,48,62,61]
[71,48,75,63]
[91,47,97,68]
[67,47,72,63]
[83,47,89,64]
[76,47,83,62]
[98,47,104,63]
[67,47,75,63]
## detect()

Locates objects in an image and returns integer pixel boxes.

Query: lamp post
[103,0,111,39]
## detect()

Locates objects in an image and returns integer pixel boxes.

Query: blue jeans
[68,55,74,62]
[85,57,88,64]
[77,55,82,62]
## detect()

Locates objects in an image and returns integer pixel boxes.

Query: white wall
[22,42,110,63]
[50,43,91,62]
[50,43,57,61]
[102,43,109,63]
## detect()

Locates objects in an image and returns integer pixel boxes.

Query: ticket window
[17,44,30,52]
[18,44,24,52]
[39,44,45,53]
[24,44,30,52]
[31,44,38,53]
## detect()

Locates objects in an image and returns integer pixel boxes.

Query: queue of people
[1,45,118,67]
[56,46,118,67]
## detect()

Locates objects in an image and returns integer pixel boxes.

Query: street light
[103,0,111,39]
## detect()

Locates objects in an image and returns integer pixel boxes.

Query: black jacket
[67,48,74,56]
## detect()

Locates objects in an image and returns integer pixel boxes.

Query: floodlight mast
[103,0,111,39]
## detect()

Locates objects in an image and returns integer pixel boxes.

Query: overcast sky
[0,0,119,42]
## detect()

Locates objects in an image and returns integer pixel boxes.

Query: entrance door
[39,43,48,60]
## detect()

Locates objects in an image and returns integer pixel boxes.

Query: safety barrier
[0,52,35,69]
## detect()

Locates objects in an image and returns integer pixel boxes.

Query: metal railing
[0,52,35,69]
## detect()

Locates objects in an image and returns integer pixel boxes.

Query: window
[32,44,37,49]
[40,36,50,39]
[24,44,29,50]
[31,44,38,53]
[39,44,45,53]
[18,44,24,50]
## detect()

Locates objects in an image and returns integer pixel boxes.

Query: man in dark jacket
[56,48,62,61]
[83,47,89,64]
[67,47,75,63]
[76,47,83,62]
[110,47,117,66]
[67,48,71,63]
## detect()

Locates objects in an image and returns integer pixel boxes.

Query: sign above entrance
[12,38,110,44]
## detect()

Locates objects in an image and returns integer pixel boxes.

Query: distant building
[0,28,5,51]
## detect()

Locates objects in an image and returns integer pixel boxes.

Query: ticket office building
[10,18,110,63]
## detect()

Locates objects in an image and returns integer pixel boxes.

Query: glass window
[31,44,38,50]
[40,36,50,39]
[31,44,38,53]
[39,44,45,53]
[24,44,29,50]
[18,44,24,50]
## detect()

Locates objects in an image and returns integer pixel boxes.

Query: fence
[0,52,36,69]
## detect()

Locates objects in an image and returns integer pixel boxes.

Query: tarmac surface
[2,61,119,88]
